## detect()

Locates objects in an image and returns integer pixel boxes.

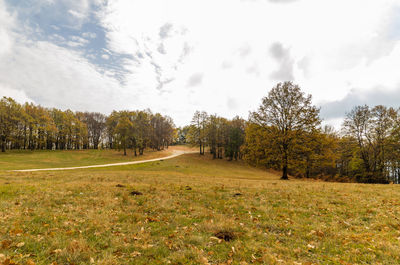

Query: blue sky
[1,0,400,127]
[6,0,132,82]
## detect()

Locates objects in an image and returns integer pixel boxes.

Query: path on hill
[11,150,197,172]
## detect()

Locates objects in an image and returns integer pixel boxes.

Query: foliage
[343,105,399,183]
[0,97,175,157]
[187,112,245,160]
[249,81,321,179]
[2,81,400,183]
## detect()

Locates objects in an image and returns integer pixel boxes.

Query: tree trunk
[282,165,288,180]
[1,138,5,152]
[199,141,202,155]
[23,125,27,150]
[281,147,289,180]
[306,157,311,178]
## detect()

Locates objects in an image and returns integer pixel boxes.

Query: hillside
[0,151,399,264]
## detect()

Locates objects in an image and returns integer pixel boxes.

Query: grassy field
[1,148,400,264]
[0,148,174,170]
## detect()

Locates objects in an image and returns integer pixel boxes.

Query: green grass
[0,148,172,170]
[1,149,400,264]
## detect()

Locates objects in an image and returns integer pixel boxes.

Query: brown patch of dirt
[214,231,236,241]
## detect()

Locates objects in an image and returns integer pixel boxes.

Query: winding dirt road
[11,150,196,172]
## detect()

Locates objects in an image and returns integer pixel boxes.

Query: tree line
[180,82,400,184]
[0,97,175,155]
[177,111,246,160]
[2,80,400,184]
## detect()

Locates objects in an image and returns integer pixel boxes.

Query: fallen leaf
[1,240,12,249]
[52,249,62,254]
[9,229,23,236]
[2,258,18,265]
[16,242,25,248]
[26,259,35,265]
[130,251,141,257]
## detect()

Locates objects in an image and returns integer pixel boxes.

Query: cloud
[67,36,89,47]
[269,42,294,81]
[238,44,252,58]
[0,40,125,113]
[227,97,238,110]
[0,0,135,113]
[187,73,203,87]
[320,87,400,119]
[82,32,97,39]
[157,43,166,54]
[7,0,99,29]
[221,61,233,69]
[2,0,400,127]
[159,23,173,39]
[268,0,299,3]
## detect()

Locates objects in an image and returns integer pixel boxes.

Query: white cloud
[2,0,400,127]
[0,40,128,113]
[0,0,137,113]
[97,0,400,126]
[82,32,97,39]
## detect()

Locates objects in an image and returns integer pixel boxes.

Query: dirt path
[11,150,197,172]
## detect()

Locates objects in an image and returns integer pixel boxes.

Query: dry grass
[0,148,400,264]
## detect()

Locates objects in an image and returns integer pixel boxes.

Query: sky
[1,0,400,127]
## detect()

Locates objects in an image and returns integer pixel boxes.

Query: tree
[128,110,151,155]
[243,123,281,169]
[387,112,400,183]
[190,111,207,155]
[251,82,321,180]
[0,97,22,152]
[80,112,106,149]
[343,105,397,183]
[114,112,133,156]
[225,116,245,161]
[176,126,190,145]
[293,126,338,179]
[343,105,373,178]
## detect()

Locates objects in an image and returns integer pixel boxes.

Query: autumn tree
[80,112,106,149]
[128,110,151,155]
[343,105,397,183]
[225,116,245,161]
[243,123,281,169]
[251,82,321,180]
[387,112,400,183]
[0,97,22,152]
[114,112,133,156]
[176,126,190,145]
[190,111,208,155]
[292,126,338,179]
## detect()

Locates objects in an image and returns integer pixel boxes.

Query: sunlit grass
[0,148,174,171]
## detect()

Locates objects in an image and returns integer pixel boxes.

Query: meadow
[0,149,174,171]
[0,147,400,264]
